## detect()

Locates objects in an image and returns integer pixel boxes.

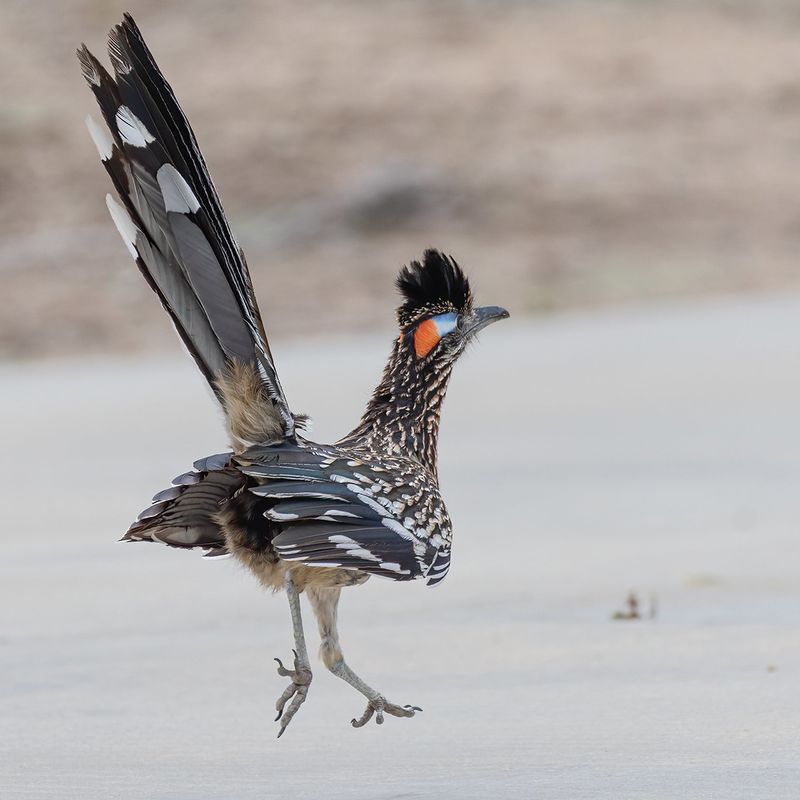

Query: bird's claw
[273,650,312,738]
[351,695,421,728]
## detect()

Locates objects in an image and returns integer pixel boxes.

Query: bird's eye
[433,312,458,337]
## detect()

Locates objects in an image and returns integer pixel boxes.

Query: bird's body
[79,14,508,735]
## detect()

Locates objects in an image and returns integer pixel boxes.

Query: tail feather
[107,194,228,386]
[123,457,245,557]
[78,14,295,442]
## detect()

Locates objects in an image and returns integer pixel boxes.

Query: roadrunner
[78,14,508,736]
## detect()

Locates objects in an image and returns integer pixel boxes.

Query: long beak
[464,305,510,336]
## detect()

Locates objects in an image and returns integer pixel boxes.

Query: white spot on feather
[328,534,380,562]
[85,115,113,161]
[382,518,414,541]
[356,494,390,518]
[105,195,139,259]
[157,163,201,214]
[274,546,302,556]
[350,548,379,561]
[116,105,155,148]
[320,509,359,518]
[379,561,408,574]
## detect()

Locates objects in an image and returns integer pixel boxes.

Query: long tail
[78,14,296,445]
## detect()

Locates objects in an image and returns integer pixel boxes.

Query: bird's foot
[350,695,422,728]
[274,649,312,738]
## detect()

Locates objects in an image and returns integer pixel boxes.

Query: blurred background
[3,0,800,358]
[3,2,800,797]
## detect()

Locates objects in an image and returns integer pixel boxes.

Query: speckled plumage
[81,14,508,735]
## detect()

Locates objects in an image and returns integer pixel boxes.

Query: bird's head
[395,249,509,367]
[345,249,508,459]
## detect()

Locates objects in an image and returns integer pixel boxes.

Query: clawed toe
[273,650,313,738]
[351,696,422,728]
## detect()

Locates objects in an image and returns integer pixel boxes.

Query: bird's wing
[78,15,295,435]
[238,444,452,585]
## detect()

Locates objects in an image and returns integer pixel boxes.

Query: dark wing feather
[265,499,383,523]
[272,523,421,580]
[237,442,448,583]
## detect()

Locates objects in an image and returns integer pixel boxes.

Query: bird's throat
[340,342,453,476]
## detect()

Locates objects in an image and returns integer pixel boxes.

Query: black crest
[395,250,473,325]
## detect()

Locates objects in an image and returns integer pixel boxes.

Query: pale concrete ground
[2,294,799,798]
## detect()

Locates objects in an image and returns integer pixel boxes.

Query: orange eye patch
[414,318,440,358]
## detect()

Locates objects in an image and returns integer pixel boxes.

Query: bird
[77,14,509,737]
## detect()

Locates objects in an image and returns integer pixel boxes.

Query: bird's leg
[306,585,421,729]
[273,570,312,737]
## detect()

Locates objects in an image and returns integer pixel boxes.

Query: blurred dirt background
[2,0,800,359]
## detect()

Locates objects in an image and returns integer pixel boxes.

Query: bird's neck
[341,340,453,476]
